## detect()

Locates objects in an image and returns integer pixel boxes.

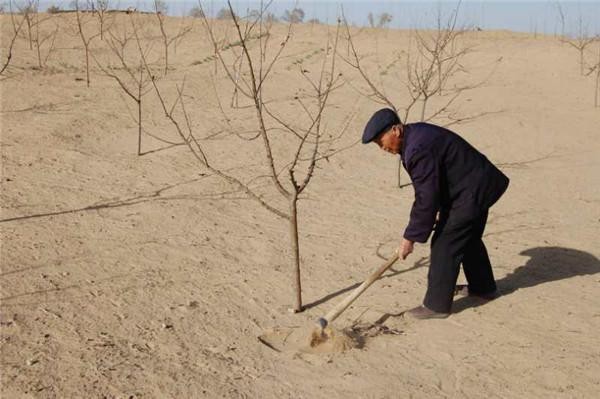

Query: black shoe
[404,305,449,320]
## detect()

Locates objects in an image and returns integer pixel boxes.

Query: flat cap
[362,108,400,144]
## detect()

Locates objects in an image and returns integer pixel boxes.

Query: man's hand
[399,238,414,260]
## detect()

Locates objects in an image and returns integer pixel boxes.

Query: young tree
[73,0,100,86]
[340,1,495,187]
[342,2,486,127]
[562,16,597,75]
[11,1,57,69]
[586,42,600,107]
[94,0,112,40]
[29,2,59,69]
[216,7,234,20]
[409,1,472,118]
[555,1,565,38]
[282,8,304,24]
[46,4,61,13]
[189,6,204,18]
[92,14,155,155]
[15,0,38,50]
[367,12,375,28]
[153,0,167,14]
[153,0,193,76]
[139,1,351,312]
[377,12,392,29]
[0,9,26,76]
[264,12,277,24]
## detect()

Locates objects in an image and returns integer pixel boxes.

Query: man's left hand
[399,238,414,260]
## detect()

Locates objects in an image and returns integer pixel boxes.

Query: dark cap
[362,108,400,144]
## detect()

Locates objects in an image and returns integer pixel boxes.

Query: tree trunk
[438,62,442,96]
[595,72,599,108]
[36,41,42,68]
[595,48,600,107]
[85,46,90,87]
[27,18,33,50]
[137,98,142,156]
[420,97,427,122]
[289,194,302,312]
[137,65,143,156]
[164,40,169,76]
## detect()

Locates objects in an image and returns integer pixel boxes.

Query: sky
[39,1,600,36]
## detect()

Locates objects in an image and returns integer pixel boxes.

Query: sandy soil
[2,13,600,398]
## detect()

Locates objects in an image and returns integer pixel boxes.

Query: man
[362,108,509,319]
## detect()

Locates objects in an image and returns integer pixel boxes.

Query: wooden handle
[323,252,400,324]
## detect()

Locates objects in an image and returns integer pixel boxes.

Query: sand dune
[2,13,600,398]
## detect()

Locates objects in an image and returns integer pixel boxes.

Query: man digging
[363,108,509,319]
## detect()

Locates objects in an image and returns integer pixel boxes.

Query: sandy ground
[2,13,600,398]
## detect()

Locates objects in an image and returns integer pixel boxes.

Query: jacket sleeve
[403,149,440,243]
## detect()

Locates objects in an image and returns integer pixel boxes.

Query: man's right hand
[399,238,414,260]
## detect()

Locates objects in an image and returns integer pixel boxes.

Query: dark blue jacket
[401,123,509,243]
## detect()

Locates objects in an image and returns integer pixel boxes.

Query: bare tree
[562,15,597,75]
[30,4,59,68]
[72,0,100,86]
[342,2,489,127]
[1,11,26,76]
[92,15,155,155]
[10,0,58,69]
[15,0,37,50]
[367,12,375,28]
[282,8,304,24]
[47,4,61,13]
[94,0,112,40]
[134,1,351,312]
[189,6,204,18]
[409,1,473,120]
[153,0,193,76]
[586,42,600,107]
[377,12,392,29]
[555,1,565,38]
[340,2,496,187]
[216,7,234,20]
[153,0,167,14]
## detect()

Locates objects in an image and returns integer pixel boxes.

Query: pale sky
[41,0,600,36]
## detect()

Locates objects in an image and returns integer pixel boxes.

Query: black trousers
[423,210,497,313]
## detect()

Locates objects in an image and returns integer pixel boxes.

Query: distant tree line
[189,6,313,24]
[367,12,393,28]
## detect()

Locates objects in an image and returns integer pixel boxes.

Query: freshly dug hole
[258,326,358,354]
[307,325,356,353]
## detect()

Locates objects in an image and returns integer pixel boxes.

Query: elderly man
[363,108,509,319]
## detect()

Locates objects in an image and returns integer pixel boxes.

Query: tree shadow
[302,256,429,311]
[0,272,132,304]
[0,178,201,224]
[452,246,600,313]
[139,142,185,156]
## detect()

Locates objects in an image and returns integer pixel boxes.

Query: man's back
[402,122,509,239]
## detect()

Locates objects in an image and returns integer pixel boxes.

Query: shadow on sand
[452,246,600,313]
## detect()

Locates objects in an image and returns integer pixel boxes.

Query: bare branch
[0,11,26,76]
[131,13,289,219]
[225,0,291,198]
